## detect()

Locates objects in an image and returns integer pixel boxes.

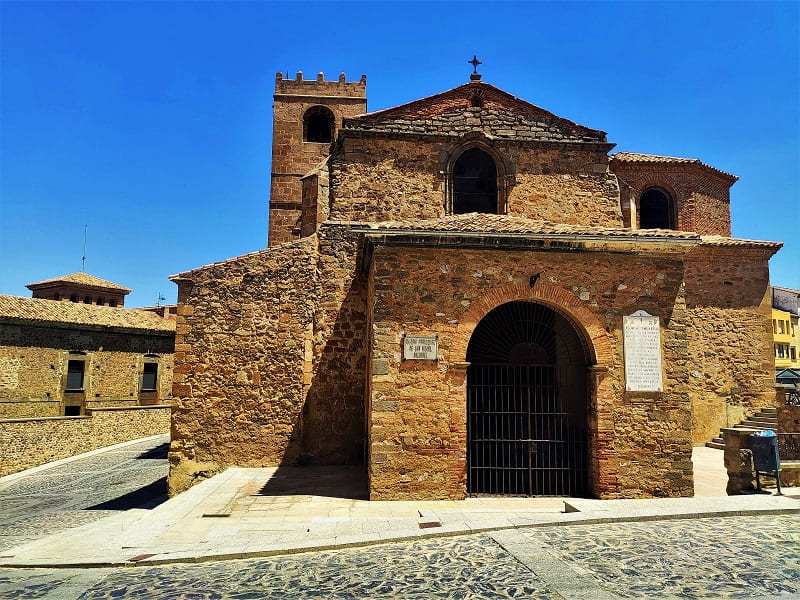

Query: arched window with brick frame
[639,187,676,229]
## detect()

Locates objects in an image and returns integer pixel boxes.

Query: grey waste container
[750,433,782,495]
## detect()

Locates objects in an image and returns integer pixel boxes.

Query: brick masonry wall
[367,242,694,500]
[169,238,319,495]
[684,246,777,445]
[0,405,170,477]
[0,323,174,418]
[610,161,733,236]
[330,137,622,227]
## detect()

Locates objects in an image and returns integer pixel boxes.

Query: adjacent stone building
[168,69,781,500]
[0,274,175,418]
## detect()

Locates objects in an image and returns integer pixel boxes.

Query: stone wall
[367,241,693,500]
[302,224,367,464]
[330,137,622,227]
[169,226,371,495]
[684,245,776,445]
[169,238,319,494]
[0,323,174,418]
[0,405,170,477]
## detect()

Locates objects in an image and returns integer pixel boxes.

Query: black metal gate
[467,363,588,496]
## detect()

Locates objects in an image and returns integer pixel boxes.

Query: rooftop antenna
[81,225,87,272]
[157,292,166,307]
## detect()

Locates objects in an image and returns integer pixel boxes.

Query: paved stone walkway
[1,514,798,599]
[0,435,169,553]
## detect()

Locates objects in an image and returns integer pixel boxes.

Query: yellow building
[773,308,797,368]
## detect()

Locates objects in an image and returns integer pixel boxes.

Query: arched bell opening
[465,301,590,497]
[303,105,335,143]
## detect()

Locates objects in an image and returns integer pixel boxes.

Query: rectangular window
[778,320,785,334]
[791,347,797,361]
[142,363,158,391]
[777,345,786,359]
[773,320,777,334]
[66,360,85,390]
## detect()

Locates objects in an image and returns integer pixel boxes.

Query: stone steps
[705,408,779,450]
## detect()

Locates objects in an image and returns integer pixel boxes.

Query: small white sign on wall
[623,310,663,392]
[403,335,438,361]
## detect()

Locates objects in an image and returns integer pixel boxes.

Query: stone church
[167,67,781,500]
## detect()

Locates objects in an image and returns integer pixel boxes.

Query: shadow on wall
[298,266,368,466]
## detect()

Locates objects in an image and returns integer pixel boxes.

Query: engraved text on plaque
[623,310,663,392]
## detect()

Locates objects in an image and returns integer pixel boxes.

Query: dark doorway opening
[466,301,589,496]
[453,148,497,214]
[639,188,675,229]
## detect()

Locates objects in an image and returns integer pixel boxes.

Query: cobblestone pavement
[0,435,169,553]
[0,514,797,599]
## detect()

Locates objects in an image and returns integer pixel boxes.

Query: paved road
[0,438,798,598]
[1,514,798,599]
[0,435,169,553]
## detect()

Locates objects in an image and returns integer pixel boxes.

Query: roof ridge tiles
[26,272,132,293]
[0,295,175,332]
[611,152,738,182]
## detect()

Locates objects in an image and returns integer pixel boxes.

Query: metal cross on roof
[468,55,482,74]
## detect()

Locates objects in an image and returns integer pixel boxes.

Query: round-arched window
[303,106,335,143]
[453,148,498,214]
[639,188,676,229]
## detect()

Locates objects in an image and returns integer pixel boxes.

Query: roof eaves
[354,226,701,245]
[0,315,175,335]
[611,152,738,183]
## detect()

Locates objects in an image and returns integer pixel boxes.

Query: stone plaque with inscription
[403,335,438,361]
[623,310,663,392]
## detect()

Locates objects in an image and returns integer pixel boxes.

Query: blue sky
[1,1,798,306]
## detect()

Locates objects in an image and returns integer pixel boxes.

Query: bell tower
[268,71,367,246]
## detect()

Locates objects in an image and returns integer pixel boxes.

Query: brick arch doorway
[466,300,590,497]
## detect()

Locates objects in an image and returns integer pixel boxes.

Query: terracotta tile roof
[611,152,738,182]
[351,213,700,240]
[26,272,132,293]
[700,235,783,249]
[0,295,175,333]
